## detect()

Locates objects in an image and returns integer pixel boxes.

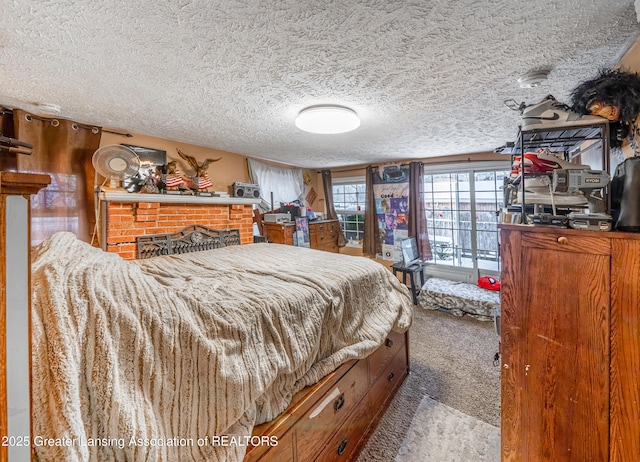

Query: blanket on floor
[418,277,500,320]
[30,232,413,461]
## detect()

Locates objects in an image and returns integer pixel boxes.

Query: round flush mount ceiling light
[295,105,360,134]
[517,70,550,88]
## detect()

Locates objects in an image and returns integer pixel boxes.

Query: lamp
[295,105,360,134]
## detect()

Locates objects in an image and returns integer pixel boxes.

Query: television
[401,237,419,266]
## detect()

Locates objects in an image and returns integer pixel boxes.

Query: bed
[29,227,413,461]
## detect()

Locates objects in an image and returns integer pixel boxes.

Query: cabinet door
[610,237,640,462]
[244,430,295,462]
[501,229,610,462]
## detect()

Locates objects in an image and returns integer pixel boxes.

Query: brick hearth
[105,201,254,260]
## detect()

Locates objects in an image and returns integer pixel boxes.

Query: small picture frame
[295,216,310,248]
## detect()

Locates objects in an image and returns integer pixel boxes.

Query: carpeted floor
[356,307,501,461]
[394,396,499,462]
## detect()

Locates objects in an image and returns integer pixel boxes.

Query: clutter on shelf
[502,91,613,230]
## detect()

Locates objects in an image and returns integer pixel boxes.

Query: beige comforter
[31,232,413,461]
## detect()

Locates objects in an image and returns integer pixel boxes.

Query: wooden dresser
[244,330,409,462]
[262,219,340,253]
[500,224,640,462]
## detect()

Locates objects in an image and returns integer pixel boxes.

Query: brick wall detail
[106,202,254,259]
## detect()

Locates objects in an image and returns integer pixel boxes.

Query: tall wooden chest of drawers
[500,224,640,462]
[262,219,340,253]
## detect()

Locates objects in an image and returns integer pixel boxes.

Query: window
[30,173,81,245]
[332,178,366,246]
[424,163,510,272]
[247,158,304,211]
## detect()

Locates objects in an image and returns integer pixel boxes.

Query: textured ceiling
[1,0,639,168]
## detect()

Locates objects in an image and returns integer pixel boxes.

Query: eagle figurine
[177,148,221,192]
[164,160,185,191]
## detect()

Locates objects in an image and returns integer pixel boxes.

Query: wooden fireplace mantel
[99,189,261,206]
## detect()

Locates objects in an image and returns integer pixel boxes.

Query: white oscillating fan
[92,144,141,189]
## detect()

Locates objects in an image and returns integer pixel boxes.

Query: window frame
[332,176,366,246]
[423,160,511,280]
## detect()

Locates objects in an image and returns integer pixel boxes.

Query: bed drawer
[368,330,406,384]
[246,429,294,462]
[296,358,369,462]
[369,344,409,412]
[314,394,374,462]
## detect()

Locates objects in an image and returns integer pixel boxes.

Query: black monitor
[401,237,419,266]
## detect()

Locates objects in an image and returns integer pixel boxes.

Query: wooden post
[0,172,50,462]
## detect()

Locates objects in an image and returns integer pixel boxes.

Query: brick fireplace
[101,192,258,260]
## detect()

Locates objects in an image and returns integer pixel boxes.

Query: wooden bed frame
[1,213,409,462]
[244,330,409,462]
[137,225,411,461]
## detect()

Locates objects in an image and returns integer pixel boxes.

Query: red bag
[478,276,501,291]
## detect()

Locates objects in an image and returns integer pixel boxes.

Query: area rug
[395,396,500,462]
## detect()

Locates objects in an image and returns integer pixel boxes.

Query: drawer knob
[557,236,568,245]
[337,438,348,456]
[334,393,345,412]
[388,371,395,382]
[385,338,394,348]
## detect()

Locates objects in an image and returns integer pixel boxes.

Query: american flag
[165,173,184,188]
[194,174,212,190]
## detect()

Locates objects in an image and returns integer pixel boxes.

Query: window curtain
[321,170,347,247]
[13,109,102,245]
[408,161,433,261]
[362,165,381,258]
[247,158,304,212]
